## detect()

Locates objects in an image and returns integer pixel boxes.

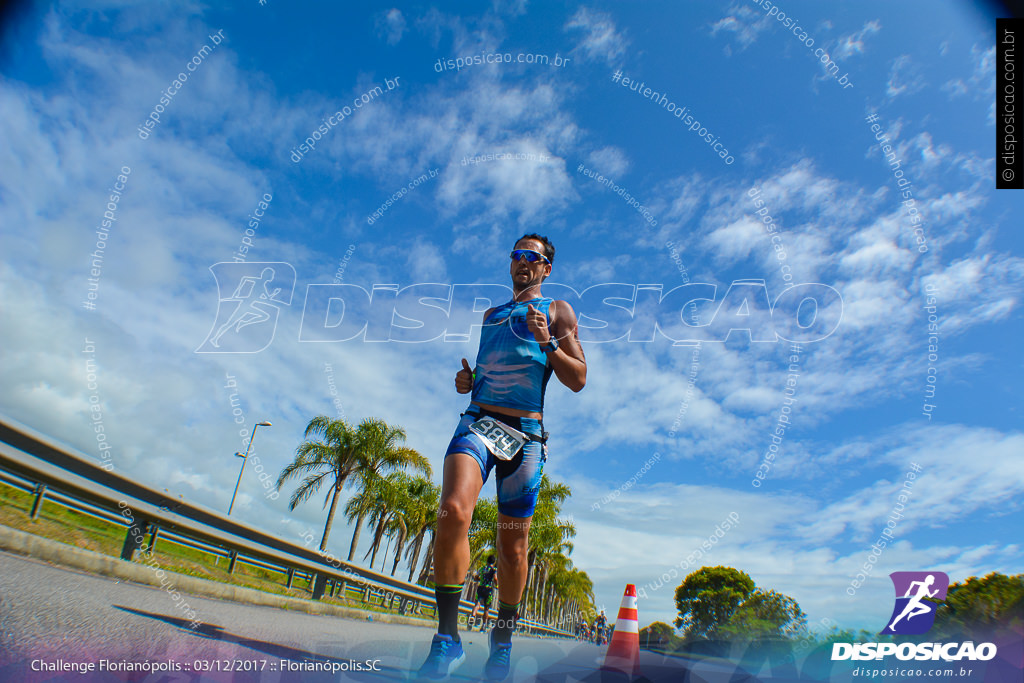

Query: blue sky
[1,0,1022,633]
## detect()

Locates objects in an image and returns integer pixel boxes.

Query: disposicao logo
[831,570,997,662]
[882,571,948,635]
[196,263,296,353]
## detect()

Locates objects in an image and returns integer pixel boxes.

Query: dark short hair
[487,555,496,564]
[515,233,555,263]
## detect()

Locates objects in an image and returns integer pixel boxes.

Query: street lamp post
[228,420,271,515]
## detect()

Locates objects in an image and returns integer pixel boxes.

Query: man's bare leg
[493,513,532,643]
[432,452,484,638]
[469,603,480,629]
[481,605,491,631]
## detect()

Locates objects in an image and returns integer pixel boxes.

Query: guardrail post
[337,579,346,599]
[228,550,239,574]
[120,519,149,561]
[29,483,47,520]
[286,568,295,589]
[398,597,408,615]
[311,573,328,600]
[146,525,159,553]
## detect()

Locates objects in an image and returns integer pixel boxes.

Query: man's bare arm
[528,300,586,392]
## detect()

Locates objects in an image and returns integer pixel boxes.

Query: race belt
[467,414,547,461]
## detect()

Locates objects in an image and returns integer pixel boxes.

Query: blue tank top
[472,297,556,413]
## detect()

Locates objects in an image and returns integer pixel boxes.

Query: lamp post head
[257,421,272,427]
[234,451,246,458]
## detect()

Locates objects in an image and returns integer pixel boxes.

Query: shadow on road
[112,605,410,681]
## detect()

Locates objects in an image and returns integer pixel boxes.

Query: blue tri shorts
[444,406,547,518]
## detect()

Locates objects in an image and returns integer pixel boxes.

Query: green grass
[0,481,434,617]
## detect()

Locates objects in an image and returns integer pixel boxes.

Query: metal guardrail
[0,417,574,637]
[0,468,319,585]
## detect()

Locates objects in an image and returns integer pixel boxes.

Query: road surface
[0,549,732,682]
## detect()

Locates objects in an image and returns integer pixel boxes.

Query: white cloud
[942,45,995,103]
[703,217,764,263]
[564,7,628,66]
[708,6,769,52]
[585,145,630,177]
[886,55,926,98]
[376,8,407,45]
[833,20,881,60]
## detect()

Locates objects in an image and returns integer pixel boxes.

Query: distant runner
[417,234,587,681]
[468,555,498,632]
[594,610,608,645]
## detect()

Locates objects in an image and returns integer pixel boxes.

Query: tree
[343,420,431,562]
[401,477,441,582]
[523,475,573,620]
[361,472,409,570]
[932,572,1024,638]
[467,498,499,568]
[640,622,678,650]
[548,562,594,631]
[276,416,362,551]
[276,416,429,553]
[342,471,382,561]
[719,588,807,640]
[674,566,755,639]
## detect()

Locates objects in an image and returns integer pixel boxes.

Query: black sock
[435,584,464,640]
[494,600,519,643]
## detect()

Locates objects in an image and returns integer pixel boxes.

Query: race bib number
[468,417,527,461]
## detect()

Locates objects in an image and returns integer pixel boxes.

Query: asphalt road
[0,549,726,683]
[5,550,1015,682]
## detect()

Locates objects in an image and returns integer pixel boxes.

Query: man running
[468,555,498,631]
[417,234,587,681]
[593,610,608,645]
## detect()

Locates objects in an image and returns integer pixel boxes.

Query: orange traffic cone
[601,584,642,679]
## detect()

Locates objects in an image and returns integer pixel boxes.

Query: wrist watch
[540,337,559,353]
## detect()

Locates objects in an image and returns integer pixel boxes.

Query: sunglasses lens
[511,250,543,263]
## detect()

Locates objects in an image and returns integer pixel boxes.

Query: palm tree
[541,552,573,623]
[396,476,440,578]
[343,421,431,562]
[467,498,499,566]
[342,471,382,560]
[276,416,360,551]
[522,475,574,620]
[551,566,595,631]
[276,416,429,553]
[362,473,410,569]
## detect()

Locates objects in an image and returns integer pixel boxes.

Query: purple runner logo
[196,262,296,353]
[881,571,948,635]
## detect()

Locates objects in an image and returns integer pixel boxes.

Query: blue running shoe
[484,629,513,681]
[416,633,465,680]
